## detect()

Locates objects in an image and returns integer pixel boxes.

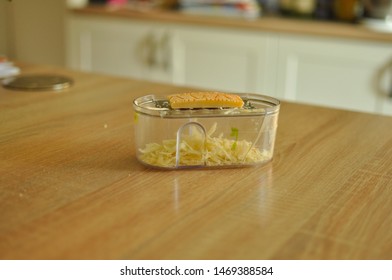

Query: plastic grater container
[132,93,280,169]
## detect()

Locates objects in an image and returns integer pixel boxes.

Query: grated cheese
[138,123,271,168]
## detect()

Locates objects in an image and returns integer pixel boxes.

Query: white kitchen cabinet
[276,35,392,115]
[66,15,276,95]
[171,26,277,94]
[66,16,174,83]
[66,13,392,116]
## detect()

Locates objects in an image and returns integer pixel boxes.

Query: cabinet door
[171,26,278,95]
[276,35,392,115]
[66,16,173,82]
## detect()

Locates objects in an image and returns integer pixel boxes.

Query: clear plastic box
[133,93,280,169]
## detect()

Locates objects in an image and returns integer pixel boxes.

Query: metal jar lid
[2,74,73,91]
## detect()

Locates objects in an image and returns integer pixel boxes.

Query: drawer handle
[160,32,171,70]
[376,57,392,99]
[140,33,158,68]
[390,63,392,98]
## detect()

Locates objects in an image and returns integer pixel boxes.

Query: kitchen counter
[1,64,392,259]
[71,5,392,43]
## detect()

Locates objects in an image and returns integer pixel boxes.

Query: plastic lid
[133,93,280,118]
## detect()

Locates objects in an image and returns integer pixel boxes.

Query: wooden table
[1,64,391,260]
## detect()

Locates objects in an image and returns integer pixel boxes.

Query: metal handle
[160,32,171,71]
[147,33,158,68]
[142,32,171,70]
[389,63,392,98]
[140,33,158,68]
[375,57,392,100]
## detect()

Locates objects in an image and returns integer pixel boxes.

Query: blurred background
[0,0,67,65]
[1,0,392,67]
[1,0,392,115]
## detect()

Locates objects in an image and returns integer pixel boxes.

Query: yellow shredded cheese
[138,123,271,168]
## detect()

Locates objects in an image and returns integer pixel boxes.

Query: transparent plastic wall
[133,94,280,169]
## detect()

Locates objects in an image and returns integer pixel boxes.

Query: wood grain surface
[0,64,391,260]
[71,5,392,43]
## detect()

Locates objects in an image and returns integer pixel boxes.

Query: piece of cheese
[168,92,244,109]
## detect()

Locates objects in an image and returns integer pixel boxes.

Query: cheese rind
[168,92,244,109]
